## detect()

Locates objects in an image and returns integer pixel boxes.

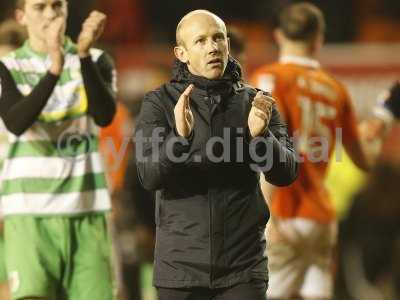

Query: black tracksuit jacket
[135,58,298,289]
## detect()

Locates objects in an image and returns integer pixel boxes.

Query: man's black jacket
[135,58,298,288]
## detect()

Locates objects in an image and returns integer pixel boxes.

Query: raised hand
[45,16,66,75]
[248,91,275,138]
[174,84,195,138]
[77,11,107,58]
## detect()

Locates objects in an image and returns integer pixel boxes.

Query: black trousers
[157,280,267,300]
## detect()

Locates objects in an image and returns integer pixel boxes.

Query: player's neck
[28,37,48,54]
[279,43,316,60]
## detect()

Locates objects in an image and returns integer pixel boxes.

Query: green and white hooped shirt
[0,39,114,216]
[0,120,7,173]
[0,119,7,217]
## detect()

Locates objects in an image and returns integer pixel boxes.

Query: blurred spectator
[337,159,400,300]
[336,81,400,299]
[114,114,156,300]
[112,66,171,298]
[99,102,134,299]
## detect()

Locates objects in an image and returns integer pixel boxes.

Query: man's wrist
[48,50,64,75]
[78,50,90,58]
[174,127,193,140]
[49,60,64,75]
[249,126,268,139]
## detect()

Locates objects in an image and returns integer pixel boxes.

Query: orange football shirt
[251,56,360,223]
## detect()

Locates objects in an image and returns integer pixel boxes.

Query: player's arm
[341,90,370,172]
[80,52,117,127]
[0,62,60,136]
[78,11,116,127]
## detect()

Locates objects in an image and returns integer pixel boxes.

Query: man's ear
[274,28,285,46]
[313,32,324,53]
[15,9,26,26]
[174,45,188,63]
[227,37,230,56]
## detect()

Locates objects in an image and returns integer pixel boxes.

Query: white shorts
[266,218,337,299]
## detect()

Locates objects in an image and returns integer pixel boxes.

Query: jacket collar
[170,56,243,96]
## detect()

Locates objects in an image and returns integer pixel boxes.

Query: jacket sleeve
[134,91,193,191]
[250,105,298,186]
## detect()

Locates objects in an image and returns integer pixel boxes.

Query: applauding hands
[77,11,107,58]
[174,84,195,138]
[248,91,275,138]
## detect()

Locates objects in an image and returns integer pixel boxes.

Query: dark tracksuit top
[135,58,298,289]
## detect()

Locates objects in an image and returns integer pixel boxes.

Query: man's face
[178,15,230,80]
[17,0,67,43]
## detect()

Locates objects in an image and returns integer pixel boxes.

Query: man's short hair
[279,2,325,41]
[15,0,25,9]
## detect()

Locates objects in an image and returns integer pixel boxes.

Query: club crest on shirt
[9,270,20,293]
[25,72,41,86]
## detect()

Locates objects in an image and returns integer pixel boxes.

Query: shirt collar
[23,37,76,59]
